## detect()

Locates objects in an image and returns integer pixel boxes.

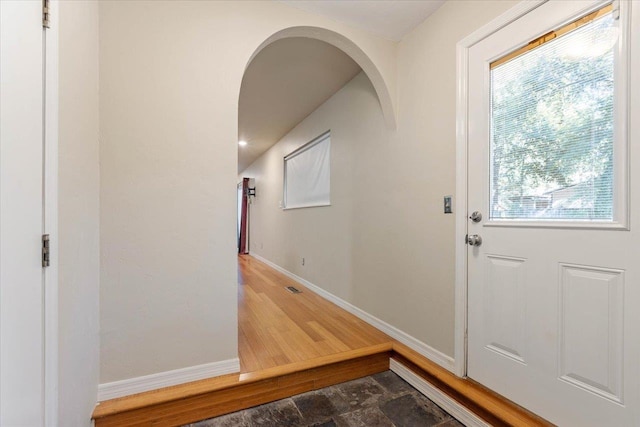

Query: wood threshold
[93,342,392,419]
[92,351,390,427]
[93,341,553,427]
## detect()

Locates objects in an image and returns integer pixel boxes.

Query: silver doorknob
[469,211,482,223]
[466,234,482,247]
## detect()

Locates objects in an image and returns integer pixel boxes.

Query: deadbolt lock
[469,211,482,223]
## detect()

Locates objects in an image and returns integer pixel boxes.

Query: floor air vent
[285,286,302,294]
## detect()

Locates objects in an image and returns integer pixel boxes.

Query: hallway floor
[237,254,392,373]
[185,371,463,427]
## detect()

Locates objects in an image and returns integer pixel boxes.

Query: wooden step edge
[238,342,393,382]
[92,352,391,427]
[92,342,393,420]
[391,342,554,427]
[91,372,240,419]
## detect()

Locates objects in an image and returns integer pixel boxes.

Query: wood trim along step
[92,344,392,426]
[93,341,553,427]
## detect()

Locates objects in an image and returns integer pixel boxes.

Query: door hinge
[42,234,50,267]
[42,0,50,29]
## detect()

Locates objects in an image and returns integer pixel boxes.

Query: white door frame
[455,0,637,382]
[454,0,549,378]
[44,0,59,424]
[0,0,58,423]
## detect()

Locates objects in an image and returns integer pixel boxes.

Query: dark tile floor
[184,371,465,427]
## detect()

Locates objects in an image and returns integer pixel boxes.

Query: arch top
[245,26,397,130]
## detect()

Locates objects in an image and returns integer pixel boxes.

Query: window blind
[490,10,615,220]
[284,132,330,209]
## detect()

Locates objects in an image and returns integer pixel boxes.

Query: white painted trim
[457,0,547,49]
[250,253,455,372]
[390,359,490,427]
[44,1,59,425]
[97,358,240,401]
[454,0,547,379]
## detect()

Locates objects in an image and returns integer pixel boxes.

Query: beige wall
[388,0,518,355]
[242,70,390,301]
[58,1,100,424]
[242,0,517,357]
[98,0,397,382]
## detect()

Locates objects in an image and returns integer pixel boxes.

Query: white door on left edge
[0,1,46,425]
[466,1,639,426]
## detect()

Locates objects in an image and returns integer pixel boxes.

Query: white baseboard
[97,358,240,401]
[250,253,455,372]
[390,359,489,427]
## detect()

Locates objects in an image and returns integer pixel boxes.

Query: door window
[490,6,618,221]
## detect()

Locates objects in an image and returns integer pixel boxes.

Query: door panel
[558,264,624,403]
[467,1,638,425]
[0,1,45,425]
[484,255,527,364]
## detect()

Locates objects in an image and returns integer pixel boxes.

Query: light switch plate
[444,196,452,214]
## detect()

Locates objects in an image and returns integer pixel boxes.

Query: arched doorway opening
[236,26,395,256]
[235,27,395,373]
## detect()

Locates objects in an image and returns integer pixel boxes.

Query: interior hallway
[237,254,392,373]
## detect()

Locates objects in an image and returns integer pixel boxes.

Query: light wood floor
[238,254,392,373]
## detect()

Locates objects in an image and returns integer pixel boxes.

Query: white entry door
[467,1,639,426]
[0,1,48,425]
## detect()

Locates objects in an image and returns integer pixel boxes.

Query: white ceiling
[238,38,361,172]
[279,0,446,41]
